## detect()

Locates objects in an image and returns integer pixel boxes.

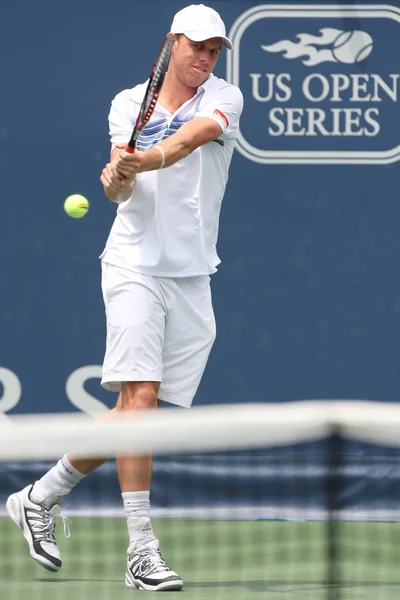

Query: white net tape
[1,401,400,461]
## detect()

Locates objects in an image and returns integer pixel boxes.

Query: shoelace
[130,540,169,576]
[29,508,71,544]
[137,551,168,576]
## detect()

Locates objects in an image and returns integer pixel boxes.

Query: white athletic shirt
[100,74,243,277]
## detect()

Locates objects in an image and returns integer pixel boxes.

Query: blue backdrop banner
[1,1,400,417]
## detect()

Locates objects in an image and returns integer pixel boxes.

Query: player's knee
[131,392,158,411]
[120,382,158,411]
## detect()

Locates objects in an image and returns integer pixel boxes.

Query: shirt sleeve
[195,83,244,139]
[108,89,135,151]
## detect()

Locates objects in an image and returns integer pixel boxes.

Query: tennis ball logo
[262,28,374,67]
[332,30,373,64]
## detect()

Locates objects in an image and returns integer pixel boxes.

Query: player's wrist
[106,183,134,204]
[154,146,165,169]
[140,146,166,172]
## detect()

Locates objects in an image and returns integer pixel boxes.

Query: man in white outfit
[6,4,243,592]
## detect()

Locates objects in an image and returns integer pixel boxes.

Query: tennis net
[1,401,400,600]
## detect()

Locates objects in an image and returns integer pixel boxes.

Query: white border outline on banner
[227,4,400,164]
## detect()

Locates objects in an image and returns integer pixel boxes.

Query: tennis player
[6,3,243,592]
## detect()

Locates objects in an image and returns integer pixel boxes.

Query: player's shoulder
[112,81,149,105]
[202,74,243,102]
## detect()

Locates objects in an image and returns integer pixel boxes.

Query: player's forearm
[140,137,193,172]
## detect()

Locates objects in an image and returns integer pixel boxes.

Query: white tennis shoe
[125,537,183,591]
[6,485,70,572]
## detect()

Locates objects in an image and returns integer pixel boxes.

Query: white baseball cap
[171,4,233,50]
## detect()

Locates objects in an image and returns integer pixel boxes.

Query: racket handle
[125,144,135,154]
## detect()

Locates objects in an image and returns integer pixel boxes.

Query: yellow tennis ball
[64,194,89,218]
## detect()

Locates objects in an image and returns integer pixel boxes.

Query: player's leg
[124,274,216,590]
[100,265,182,591]
[116,382,182,591]
[117,383,160,493]
[5,401,122,572]
[30,404,121,504]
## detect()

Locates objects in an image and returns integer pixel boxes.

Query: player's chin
[187,70,209,87]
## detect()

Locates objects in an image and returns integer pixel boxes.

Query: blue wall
[1,0,400,416]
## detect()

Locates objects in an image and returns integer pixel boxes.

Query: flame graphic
[262,28,373,66]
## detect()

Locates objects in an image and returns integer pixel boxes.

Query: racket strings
[140,37,173,124]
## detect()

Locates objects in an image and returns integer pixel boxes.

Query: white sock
[122,491,155,545]
[31,454,86,509]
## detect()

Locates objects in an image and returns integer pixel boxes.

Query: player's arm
[101,89,139,204]
[115,117,223,177]
[143,117,222,170]
[100,144,135,204]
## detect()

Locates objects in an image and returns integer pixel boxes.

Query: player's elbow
[179,136,206,158]
[181,140,194,159]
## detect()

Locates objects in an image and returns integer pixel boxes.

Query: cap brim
[182,31,233,50]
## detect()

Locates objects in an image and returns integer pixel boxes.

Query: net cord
[1,401,400,461]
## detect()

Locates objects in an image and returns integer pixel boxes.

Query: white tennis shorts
[100,262,216,408]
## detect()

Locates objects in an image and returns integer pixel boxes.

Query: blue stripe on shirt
[136,115,193,151]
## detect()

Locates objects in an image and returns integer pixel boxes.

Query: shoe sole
[6,493,60,572]
[125,573,183,591]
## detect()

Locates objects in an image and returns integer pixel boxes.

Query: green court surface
[1,518,399,600]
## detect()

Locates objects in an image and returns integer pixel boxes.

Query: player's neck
[158,71,198,114]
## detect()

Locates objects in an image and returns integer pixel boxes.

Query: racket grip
[125,144,135,154]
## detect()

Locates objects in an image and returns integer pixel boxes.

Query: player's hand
[115,146,144,178]
[100,162,129,194]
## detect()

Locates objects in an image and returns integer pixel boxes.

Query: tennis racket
[125,34,173,154]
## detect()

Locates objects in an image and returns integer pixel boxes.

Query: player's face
[172,35,222,88]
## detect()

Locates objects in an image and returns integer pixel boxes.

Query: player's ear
[169,33,180,52]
